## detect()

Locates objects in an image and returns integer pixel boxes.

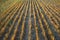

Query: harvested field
[0,0,60,40]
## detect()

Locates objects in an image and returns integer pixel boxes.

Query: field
[0,0,60,40]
